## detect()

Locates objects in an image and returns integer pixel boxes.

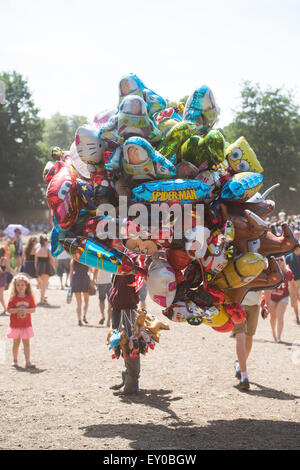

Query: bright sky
[1,0,300,127]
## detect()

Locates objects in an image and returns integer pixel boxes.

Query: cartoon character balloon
[183,85,220,135]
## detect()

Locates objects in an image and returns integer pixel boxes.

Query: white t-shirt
[57,250,70,260]
[242,291,262,306]
[96,269,112,285]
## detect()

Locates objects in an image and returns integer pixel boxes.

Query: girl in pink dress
[6,274,36,368]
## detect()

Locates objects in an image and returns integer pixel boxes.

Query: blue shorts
[98,283,112,301]
[271,296,289,305]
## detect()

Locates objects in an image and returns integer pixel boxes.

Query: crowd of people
[0,213,300,393]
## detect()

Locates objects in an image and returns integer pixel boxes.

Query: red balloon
[212,319,234,333]
[46,161,80,231]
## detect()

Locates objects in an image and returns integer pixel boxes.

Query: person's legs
[245,334,254,359]
[289,282,299,323]
[107,301,112,327]
[270,302,278,341]
[15,257,22,272]
[99,299,105,323]
[12,338,21,363]
[83,292,89,323]
[276,300,288,342]
[0,286,6,312]
[39,274,49,303]
[22,339,32,366]
[65,260,71,287]
[236,332,247,374]
[74,292,82,325]
[57,261,64,289]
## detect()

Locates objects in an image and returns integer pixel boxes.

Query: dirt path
[0,276,300,450]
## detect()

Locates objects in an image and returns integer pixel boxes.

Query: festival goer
[232,291,262,391]
[0,247,16,315]
[6,274,36,368]
[69,259,91,326]
[93,268,112,326]
[56,250,71,290]
[109,260,141,395]
[13,228,23,272]
[267,257,298,342]
[22,237,38,279]
[35,235,55,306]
[285,237,300,325]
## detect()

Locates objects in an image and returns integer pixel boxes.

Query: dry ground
[0,276,300,450]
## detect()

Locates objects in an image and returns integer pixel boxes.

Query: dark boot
[110,370,126,391]
[123,356,140,394]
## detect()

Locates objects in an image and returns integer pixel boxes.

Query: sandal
[99,318,105,325]
[78,320,83,326]
[11,361,19,368]
[83,316,88,324]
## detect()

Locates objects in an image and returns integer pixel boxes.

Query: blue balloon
[50,227,64,257]
[119,73,166,116]
[221,172,263,201]
[76,178,96,211]
[131,179,212,205]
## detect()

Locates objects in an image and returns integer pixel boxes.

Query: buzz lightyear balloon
[183,85,220,135]
[118,73,166,116]
[122,137,176,182]
[100,95,161,143]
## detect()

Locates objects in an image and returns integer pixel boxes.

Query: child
[6,274,36,368]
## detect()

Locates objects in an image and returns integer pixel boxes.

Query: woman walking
[34,235,55,306]
[22,237,38,279]
[268,256,298,342]
[70,259,91,326]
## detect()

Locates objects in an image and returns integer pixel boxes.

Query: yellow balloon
[212,252,266,289]
[226,136,263,174]
[201,305,229,327]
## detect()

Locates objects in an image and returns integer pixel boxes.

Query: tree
[43,113,87,151]
[0,71,48,211]
[223,82,300,212]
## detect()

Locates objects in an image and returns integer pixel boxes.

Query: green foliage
[43,113,88,151]
[223,81,300,212]
[0,71,48,211]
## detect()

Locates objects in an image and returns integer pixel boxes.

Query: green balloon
[180,129,226,168]
[158,121,198,161]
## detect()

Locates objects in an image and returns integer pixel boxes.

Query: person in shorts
[268,257,298,342]
[56,250,71,290]
[285,239,300,324]
[232,291,262,391]
[94,269,112,326]
[13,229,23,272]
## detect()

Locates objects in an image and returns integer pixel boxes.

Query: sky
[1,0,300,128]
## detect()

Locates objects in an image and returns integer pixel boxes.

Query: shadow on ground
[81,418,300,450]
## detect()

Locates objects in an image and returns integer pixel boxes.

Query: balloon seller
[44,73,299,392]
[108,251,142,395]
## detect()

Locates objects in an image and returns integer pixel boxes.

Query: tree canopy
[0,71,48,211]
[43,113,87,150]
[223,81,300,212]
